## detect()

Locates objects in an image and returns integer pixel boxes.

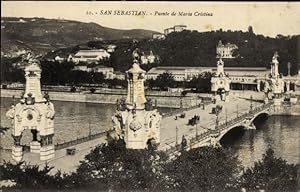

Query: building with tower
[211,57,231,102]
[6,57,55,162]
[216,40,238,58]
[111,49,161,149]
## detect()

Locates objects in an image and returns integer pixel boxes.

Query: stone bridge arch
[217,110,270,142]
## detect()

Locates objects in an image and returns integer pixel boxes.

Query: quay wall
[0,89,202,109]
[270,104,300,116]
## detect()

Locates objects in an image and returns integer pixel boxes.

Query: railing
[54,130,113,150]
[0,130,113,152]
[165,103,272,156]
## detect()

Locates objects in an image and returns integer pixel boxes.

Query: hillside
[1,17,158,56]
[109,30,299,75]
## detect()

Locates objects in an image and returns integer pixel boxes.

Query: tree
[0,161,65,189]
[155,72,176,91]
[92,72,105,84]
[164,146,241,191]
[40,60,75,85]
[188,71,213,93]
[68,138,170,191]
[240,148,298,191]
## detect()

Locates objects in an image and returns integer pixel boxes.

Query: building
[174,25,187,32]
[113,71,126,80]
[73,65,91,72]
[216,40,238,58]
[73,65,114,79]
[146,66,270,91]
[106,44,117,53]
[54,55,65,63]
[211,58,231,101]
[152,33,165,40]
[164,25,187,35]
[141,51,157,64]
[68,49,110,64]
[146,66,213,81]
[93,65,114,79]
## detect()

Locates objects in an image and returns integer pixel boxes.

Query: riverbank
[0,88,203,109]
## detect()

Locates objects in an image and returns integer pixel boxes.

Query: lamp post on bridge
[215,108,220,130]
[175,126,178,145]
[225,108,228,126]
[236,104,239,118]
[195,116,200,139]
[250,95,253,112]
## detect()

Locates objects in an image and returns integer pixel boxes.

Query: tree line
[0,137,298,191]
[105,30,299,75]
[2,58,214,93]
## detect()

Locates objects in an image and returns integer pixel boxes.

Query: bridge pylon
[209,129,221,147]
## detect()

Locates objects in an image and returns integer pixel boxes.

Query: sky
[1,1,300,37]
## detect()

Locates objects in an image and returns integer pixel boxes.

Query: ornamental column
[6,57,55,162]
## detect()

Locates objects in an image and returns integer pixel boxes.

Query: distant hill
[108,30,298,75]
[1,17,158,56]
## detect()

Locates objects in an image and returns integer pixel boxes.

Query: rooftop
[147,66,269,74]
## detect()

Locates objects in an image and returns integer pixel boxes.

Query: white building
[113,71,126,80]
[73,65,91,72]
[146,66,269,91]
[54,55,65,63]
[216,40,238,58]
[164,25,187,35]
[146,66,213,81]
[73,65,114,79]
[152,33,165,40]
[141,51,157,64]
[107,45,117,53]
[93,65,114,79]
[68,49,110,64]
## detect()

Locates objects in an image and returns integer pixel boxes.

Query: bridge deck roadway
[159,92,265,151]
[0,91,265,174]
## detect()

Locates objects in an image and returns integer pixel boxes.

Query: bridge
[162,101,272,156]
[0,92,292,173]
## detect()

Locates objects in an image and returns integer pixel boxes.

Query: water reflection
[0,97,172,149]
[221,115,299,167]
[1,97,299,167]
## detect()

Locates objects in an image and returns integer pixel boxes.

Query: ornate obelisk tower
[6,57,55,162]
[112,49,161,149]
[211,57,231,102]
[270,52,284,107]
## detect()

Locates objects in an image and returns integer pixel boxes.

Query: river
[1,97,299,168]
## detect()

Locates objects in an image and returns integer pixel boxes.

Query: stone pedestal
[210,129,220,147]
[290,97,298,104]
[40,145,55,161]
[273,98,282,106]
[246,122,256,130]
[264,97,269,104]
[12,146,23,162]
[30,141,41,153]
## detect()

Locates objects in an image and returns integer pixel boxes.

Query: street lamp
[88,114,91,137]
[215,109,220,130]
[250,95,253,112]
[175,126,178,145]
[225,108,228,126]
[236,104,239,118]
[195,116,200,138]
